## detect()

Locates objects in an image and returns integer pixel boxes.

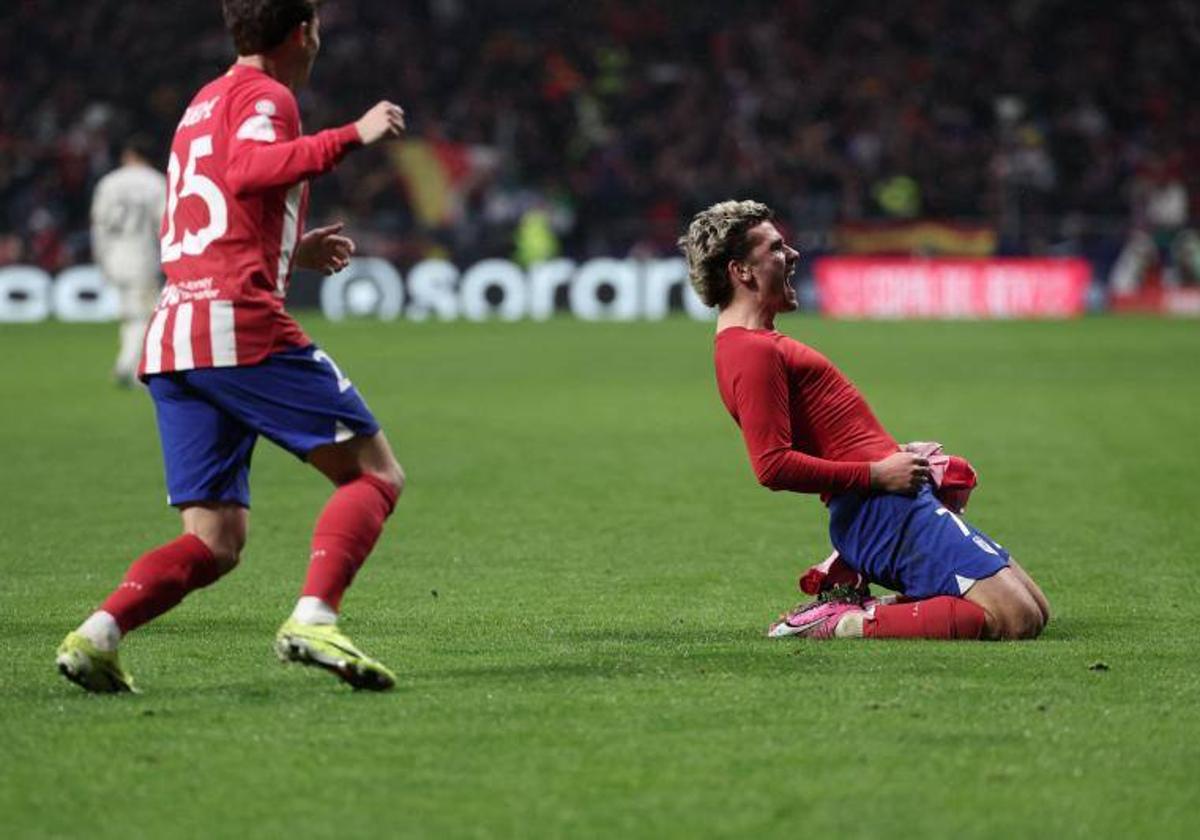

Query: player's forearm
[226,124,362,196]
[752,447,872,495]
[736,400,870,494]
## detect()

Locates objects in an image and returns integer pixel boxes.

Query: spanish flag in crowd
[835,220,997,257]
[389,139,497,229]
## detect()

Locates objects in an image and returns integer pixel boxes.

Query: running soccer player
[57,0,408,692]
[90,136,168,387]
[678,200,1051,641]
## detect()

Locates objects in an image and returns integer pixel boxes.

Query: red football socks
[863,596,986,640]
[301,474,398,610]
[100,534,223,633]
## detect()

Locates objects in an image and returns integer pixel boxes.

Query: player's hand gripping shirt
[141,64,359,376]
[714,327,900,498]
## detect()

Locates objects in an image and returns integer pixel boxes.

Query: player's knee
[370,461,405,499]
[212,549,240,575]
[1022,603,1047,639]
[194,525,246,574]
[183,508,247,574]
[206,533,245,574]
[1034,592,1052,625]
[992,601,1044,640]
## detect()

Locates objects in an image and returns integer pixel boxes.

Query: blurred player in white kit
[90,136,168,386]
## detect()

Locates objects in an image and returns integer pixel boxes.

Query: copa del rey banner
[814,257,1091,319]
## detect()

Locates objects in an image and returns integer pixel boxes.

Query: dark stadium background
[2,0,1197,309]
[5,4,1200,836]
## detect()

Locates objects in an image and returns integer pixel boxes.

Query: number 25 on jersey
[161,134,228,263]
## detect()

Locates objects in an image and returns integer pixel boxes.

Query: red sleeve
[724,336,872,495]
[224,86,360,197]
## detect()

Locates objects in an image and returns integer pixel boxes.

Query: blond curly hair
[677,200,774,308]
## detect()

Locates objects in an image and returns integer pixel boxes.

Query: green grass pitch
[1,315,1198,838]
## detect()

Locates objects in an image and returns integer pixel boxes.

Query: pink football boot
[767,598,867,639]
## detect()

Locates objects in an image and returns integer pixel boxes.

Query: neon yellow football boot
[274,618,396,691]
[55,632,138,694]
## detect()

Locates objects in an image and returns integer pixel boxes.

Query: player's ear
[727,258,751,288]
[295,15,319,50]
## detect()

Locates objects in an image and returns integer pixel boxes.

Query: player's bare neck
[716,300,775,333]
[234,54,300,91]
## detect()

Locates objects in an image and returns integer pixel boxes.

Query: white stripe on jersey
[209,300,238,366]
[143,308,169,374]
[275,184,303,295]
[172,302,195,370]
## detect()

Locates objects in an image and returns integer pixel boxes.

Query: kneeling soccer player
[56,0,408,692]
[678,200,1050,641]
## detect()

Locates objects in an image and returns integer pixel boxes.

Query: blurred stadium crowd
[2,0,1197,281]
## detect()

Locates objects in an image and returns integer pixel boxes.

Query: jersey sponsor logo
[178,96,221,129]
[254,99,277,116]
[157,278,220,308]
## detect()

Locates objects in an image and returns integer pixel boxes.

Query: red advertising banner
[813,257,1091,319]
[1110,287,1200,316]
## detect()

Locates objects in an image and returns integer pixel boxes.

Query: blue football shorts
[147,344,380,508]
[827,484,1009,598]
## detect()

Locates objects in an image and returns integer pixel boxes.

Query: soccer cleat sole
[275,636,395,692]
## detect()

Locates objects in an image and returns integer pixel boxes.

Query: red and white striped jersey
[141,64,360,376]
